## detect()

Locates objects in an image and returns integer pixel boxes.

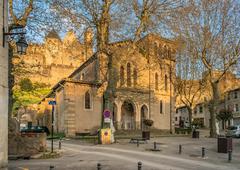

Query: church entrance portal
[121,101,135,130]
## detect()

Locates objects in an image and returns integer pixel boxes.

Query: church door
[121,101,135,130]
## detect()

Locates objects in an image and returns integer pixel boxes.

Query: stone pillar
[116,102,122,130]
[135,104,140,130]
[0,0,8,168]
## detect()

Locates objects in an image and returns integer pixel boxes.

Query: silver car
[226,125,240,138]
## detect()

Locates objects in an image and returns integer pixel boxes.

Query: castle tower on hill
[18,29,94,86]
[63,30,78,45]
[44,30,61,65]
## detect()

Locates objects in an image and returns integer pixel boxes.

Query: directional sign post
[49,100,56,153]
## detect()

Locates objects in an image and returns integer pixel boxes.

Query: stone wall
[0,0,8,168]
[54,82,102,137]
[9,132,46,155]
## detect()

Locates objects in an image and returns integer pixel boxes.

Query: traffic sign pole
[51,104,54,153]
[48,100,56,153]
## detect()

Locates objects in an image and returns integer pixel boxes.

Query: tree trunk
[103,54,115,128]
[222,120,225,130]
[187,107,193,127]
[209,81,219,137]
[97,0,113,129]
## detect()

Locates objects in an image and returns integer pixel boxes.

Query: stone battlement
[15,30,94,86]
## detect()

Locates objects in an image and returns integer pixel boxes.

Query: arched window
[154,42,158,56]
[160,100,163,114]
[133,68,137,87]
[168,49,172,59]
[159,46,163,57]
[164,46,168,58]
[84,91,91,109]
[165,75,168,91]
[127,63,131,87]
[155,73,159,90]
[120,66,124,86]
[81,73,85,80]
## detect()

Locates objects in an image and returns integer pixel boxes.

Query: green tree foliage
[19,78,33,91]
[12,79,51,115]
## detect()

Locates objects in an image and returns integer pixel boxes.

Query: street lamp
[3,25,28,55]
[16,36,28,55]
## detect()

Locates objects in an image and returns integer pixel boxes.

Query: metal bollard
[97,163,101,170]
[154,142,157,150]
[202,147,205,158]
[59,139,62,150]
[49,165,54,170]
[137,140,139,147]
[179,144,182,154]
[228,150,232,162]
[138,161,142,170]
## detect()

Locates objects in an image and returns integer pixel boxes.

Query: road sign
[48,100,56,105]
[104,118,111,123]
[103,109,111,118]
[48,100,56,153]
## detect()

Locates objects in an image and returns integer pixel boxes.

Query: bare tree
[9,0,33,29]
[173,58,206,126]
[170,0,240,137]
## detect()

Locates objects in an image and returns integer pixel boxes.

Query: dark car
[21,126,50,135]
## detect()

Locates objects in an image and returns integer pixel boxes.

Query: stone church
[40,34,178,137]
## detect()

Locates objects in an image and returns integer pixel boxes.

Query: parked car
[20,126,50,135]
[226,125,240,138]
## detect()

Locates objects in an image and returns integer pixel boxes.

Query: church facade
[40,34,178,137]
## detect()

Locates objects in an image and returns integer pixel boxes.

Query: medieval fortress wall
[17,29,93,87]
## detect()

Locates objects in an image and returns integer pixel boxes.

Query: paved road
[9,137,240,170]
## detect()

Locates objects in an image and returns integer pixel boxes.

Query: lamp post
[3,25,28,55]
[16,36,28,55]
[3,25,28,117]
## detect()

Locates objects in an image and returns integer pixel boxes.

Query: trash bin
[192,130,199,138]
[142,131,150,140]
[217,137,232,153]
